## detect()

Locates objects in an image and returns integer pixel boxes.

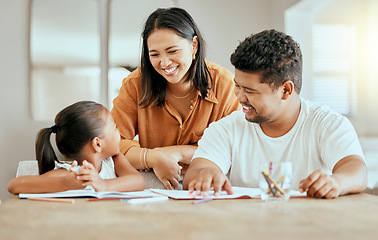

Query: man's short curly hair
[230,29,302,94]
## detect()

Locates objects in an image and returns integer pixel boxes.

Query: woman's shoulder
[206,62,235,92]
[118,68,143,96]
[122,68,142,86]
[206,62,234,80]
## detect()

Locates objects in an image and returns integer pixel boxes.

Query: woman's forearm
[124,146,146,170]
[153,145,197,164]
[126,145,197,170]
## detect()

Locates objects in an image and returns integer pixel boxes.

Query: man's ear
[91,137,102,153]
[282,80,294,100]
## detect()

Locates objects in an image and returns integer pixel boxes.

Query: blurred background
[1,0,377,201]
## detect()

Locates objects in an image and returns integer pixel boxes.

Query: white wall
[181,0,300,72]
[0,0,300,201]
[0,0,41,201]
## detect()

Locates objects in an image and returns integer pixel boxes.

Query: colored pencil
[27,197,75,203]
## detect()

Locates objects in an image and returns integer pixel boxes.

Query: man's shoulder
[211,110,246,128]
[301,98,349,126]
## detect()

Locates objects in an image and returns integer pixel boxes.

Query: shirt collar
[197,89,218,104]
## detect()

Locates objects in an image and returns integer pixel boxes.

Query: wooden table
[1,193,378,240]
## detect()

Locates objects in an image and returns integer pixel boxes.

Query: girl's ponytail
[34,101,106,174]
[35,127,58,174]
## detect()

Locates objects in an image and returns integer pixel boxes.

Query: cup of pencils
[259,161,292,202]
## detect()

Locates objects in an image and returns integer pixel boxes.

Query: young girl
[8,101,145,194]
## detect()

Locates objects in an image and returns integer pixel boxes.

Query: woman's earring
[192,54,196,60]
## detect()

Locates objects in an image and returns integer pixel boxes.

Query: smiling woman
[110,7,240,190]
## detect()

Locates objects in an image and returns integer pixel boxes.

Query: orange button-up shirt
[111,62,240,155]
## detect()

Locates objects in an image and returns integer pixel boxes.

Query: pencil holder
[259,161,292,202]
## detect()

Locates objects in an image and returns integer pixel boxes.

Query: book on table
[18,187,307,200]
[19,189,162,199]
[150,187,261,200]
[150,187,307,200]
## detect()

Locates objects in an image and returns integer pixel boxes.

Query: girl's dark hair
[35,101,107,174]
[139,7,213,107]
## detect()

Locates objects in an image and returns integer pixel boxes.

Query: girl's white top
[55,157,117,180]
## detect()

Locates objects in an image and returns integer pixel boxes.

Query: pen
[123,196,169,204]
[27,197,75,203]
[193,198,212,205]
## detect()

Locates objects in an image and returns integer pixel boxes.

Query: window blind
[312,24,357,116]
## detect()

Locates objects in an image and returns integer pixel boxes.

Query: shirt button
[190,105,193,109]
[180,125,182,129]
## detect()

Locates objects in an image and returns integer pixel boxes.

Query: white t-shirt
[192,98,364,190]
[55,157,117,180]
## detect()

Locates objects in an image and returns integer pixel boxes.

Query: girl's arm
[78,155,146,192]
[7,168,85,194]
[105,154,146,191]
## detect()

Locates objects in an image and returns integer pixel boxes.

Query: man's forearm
[332,155,367,195]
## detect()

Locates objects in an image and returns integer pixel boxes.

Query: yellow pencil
[265,175,285,194]
[262,170,286,195]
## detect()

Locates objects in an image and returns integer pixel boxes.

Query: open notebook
[151,187,260,199]
[150,187,307,199]
[19,187,307,200]
[19,189,162,199]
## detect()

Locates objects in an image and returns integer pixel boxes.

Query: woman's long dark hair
[35,101,107,174]
[139,7,213,108]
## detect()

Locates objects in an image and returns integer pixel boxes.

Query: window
[311,24,357,116]
[30,0,101,121]
[30,0,175,121]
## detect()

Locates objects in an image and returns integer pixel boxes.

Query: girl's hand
[148,149,182,190]
[76,160,107,191]
[63,160,86,189]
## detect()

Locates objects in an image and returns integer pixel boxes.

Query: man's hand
[187,167,233,197]
[299,155,367,199]
[183,158,233,197]
[299,170,341,199]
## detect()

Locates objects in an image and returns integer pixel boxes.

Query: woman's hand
[147,148,182,190]
[75,160,107,191]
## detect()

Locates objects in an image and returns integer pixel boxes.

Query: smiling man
[183,29,367,199]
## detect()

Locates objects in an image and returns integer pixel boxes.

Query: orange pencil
[26,197,75,203]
